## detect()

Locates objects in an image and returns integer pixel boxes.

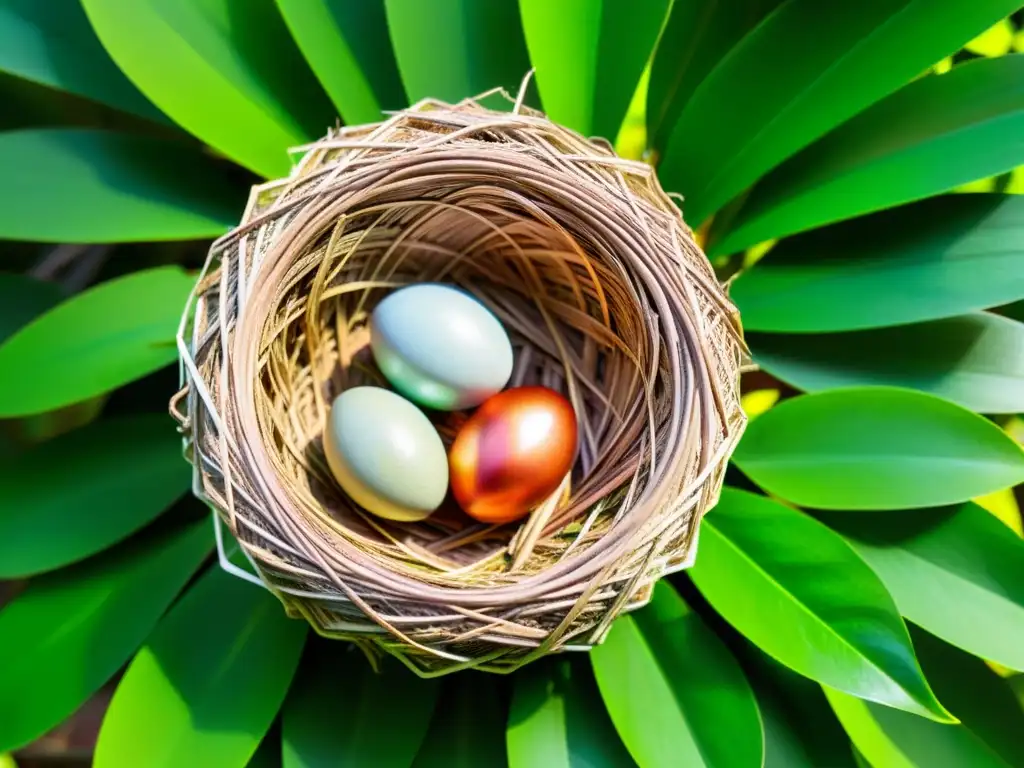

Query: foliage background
[1,1,1024,767]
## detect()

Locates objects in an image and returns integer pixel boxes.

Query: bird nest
[170,93,747,676]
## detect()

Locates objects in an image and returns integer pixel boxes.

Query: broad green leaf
[520,0,669,139]
[731,195,1024,332]
[826,629,1024,767]
[95,567,308,768]
[750,313,1024,413]
[0,129,240,242]
[247,730,283,768]
[0,266,195,417]
[81,0,335,177]
[0,0,163,121]
[0,521,212,752]
[690,488,951,721]
[732,388,1024,509]
[282,642,438,768]
[819,504,1024,673]
[507,659,634,768]
[385,0,532,105]
[0,414,188,577]
[591,582,764,767]
[659,0,1023,228]
[0,273,61,344]
[647,0,783,152]
[711,55,1024,255]
[413,674,507,768]
[275,0,406,123]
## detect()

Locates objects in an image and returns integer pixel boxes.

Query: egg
[370,284,513,411]
[449,386,578,524]
[323,387,448,522]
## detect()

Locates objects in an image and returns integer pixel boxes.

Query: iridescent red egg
[449,386,578,524]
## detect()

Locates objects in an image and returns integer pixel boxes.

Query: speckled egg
[370,284,513,411]
[323,386,448,522]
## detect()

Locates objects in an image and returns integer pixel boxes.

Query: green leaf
[819,503,1024,673]
[0,266,195,417]
[730,194,1024,332]
[247,729,283,768]
[690,488,951,721]
[282,642,438,768]
[732,388,1024,509]
[520,0,669,139]
[0,129,240,242]
[81,0,334,178]
[384,0,532,105]
[0,520,212,752]
[658,0,1023,228]
[647,0,783,153]
[0,273,62,345]
[0,0,164,121]
[275,0,406,124]
[95,567,308,768]
[413,674,507,768]
[712,55,1024,255]
[591,582,764,767]
[507,659,634,768]
[827,629,1024,767]
[750,313,1024,413]
[0,414,188,577]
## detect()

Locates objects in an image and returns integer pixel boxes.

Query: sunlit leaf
[691,488,951,721]
[659,0,1023,228]
[592,582,764,767]
[965,19,1014,56]
[520,0,669,139]
[711,55,1024,255]
[0,414,188,577]
[732,388,1024,509]
[0,266,195,417]
[0,521,212,752]
[95,567,307,768]
[820,503,1024,672]
[81,0,335,177]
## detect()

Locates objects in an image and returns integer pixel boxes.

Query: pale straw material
[171,89,747,676]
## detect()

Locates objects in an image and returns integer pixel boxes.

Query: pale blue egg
[370,284,513,410]
[323,387,448,522]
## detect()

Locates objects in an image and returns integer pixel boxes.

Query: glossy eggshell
[449,387,578,524]
[323,387,448,522]
[370,284,513,411]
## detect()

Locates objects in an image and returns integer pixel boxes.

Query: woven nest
[171,92,747,676]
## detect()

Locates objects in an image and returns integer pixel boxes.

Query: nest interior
[173,94,747,676]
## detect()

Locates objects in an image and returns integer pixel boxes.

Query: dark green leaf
[0,266,195,417]
[520,0,669,139]
[732,388,1024,509]
[712,55,1024,255]
[591,582,764,767]
[507,659,634,768]
[690,488,951,721]
[0,521,212,752]
[282,642,438,768]
[0,273,62,345]
[820,504,1024,673]
[0,0,164,121]
[750,313,1024,413]
[0,415,188,577]
[658,0,1023,228]
[275,0,406,123]
[731,195,1024,332]
[81,0,334,177]
[385,0,532,105]
[827,629,1024,767]
[647,0,783,152]
[247,728,283,768]
[413,673,507,768]
[0,129,240,242]
[95,567,308,768]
